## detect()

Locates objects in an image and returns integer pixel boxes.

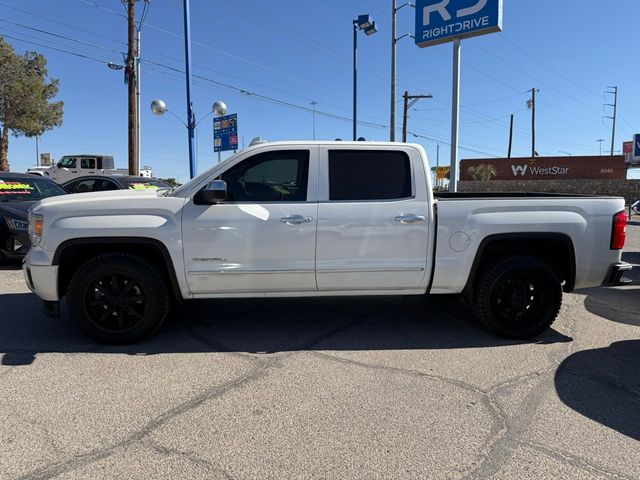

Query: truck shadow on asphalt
[582,253,640,327]
[555,340,640,441]
[0,293,571,366]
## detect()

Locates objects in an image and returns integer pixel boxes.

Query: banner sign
[214,114,238,153]
[415,0,503,48]
[460,156,626,181]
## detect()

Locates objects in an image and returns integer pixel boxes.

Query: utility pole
[604,86,618,156]
[126,0,136,175]
[436,142,440,167]
[597,139,604,156]
[135,29,141,173]
[390,1,413,141]
[527,88,538,158]
[507,113,514,158]
[402,90,433,142]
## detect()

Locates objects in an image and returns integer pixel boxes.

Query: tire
[474,255,562,339]
[66,253,170,344]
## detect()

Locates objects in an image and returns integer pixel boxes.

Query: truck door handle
[280,215,313,225]
[395,214,425,224]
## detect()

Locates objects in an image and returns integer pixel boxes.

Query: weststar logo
[511,164,570,177]
[511,164,528,176]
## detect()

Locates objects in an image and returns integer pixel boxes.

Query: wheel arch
[461,232,576,302]
[53,237,182,302]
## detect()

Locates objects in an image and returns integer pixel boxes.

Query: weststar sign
[460,156,626,181]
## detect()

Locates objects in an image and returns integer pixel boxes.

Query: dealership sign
[415,0,503,48]
[460,156,626,181]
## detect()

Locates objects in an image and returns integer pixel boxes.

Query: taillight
[610,211,627,250]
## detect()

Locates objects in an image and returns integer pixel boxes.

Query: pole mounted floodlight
[356,14,377,34]
[353,14,377,141]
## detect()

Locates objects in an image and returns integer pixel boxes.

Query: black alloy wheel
[474,255,562,339]
[83,273,148,334]
[67,253,170,344]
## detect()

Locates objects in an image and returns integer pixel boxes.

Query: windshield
[0,177,68,201]
[124,179,170,190]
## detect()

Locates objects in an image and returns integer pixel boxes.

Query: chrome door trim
[188,269,315,276]
[316,267,425,274]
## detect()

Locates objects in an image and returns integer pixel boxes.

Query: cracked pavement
[0,224,638,479]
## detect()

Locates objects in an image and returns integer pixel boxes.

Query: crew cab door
[315,146,431,291]
[181,147,318,294]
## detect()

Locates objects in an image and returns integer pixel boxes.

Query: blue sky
[1,0,639,181]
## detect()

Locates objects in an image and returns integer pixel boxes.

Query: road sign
[623,141,633,154]
[213,114,238,153]
[415,0,503,48]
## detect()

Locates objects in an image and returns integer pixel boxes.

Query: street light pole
[353,22,358,142]
[390,0,396,142]
[352,15,377,142]
[182,0,196,178]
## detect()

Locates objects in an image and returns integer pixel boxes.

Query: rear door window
[80,158,96,169]
[328,150,412,201]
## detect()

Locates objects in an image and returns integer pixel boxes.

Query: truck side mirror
[201,180,227,204]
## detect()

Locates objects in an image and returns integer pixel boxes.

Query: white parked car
[23,141,631,343]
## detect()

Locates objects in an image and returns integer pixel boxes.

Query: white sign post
[415,0,503,192]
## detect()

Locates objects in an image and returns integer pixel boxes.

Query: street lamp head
[107,62,124,70]
[150,99,167,116]
[356,14,373,30]
[364,21,377,35]
[212,101,228,116]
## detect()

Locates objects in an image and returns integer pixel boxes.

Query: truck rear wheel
[67,253,170,344]
[474,255,562,339]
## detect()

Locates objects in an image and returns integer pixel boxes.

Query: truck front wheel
[474,255,562,339]
[67,253,170,344]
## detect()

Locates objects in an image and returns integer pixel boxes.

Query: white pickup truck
[23,141,631,343]
[39,154,153,184]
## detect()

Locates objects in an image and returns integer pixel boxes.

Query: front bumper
[602,262,633,287]
[23,262,59,301]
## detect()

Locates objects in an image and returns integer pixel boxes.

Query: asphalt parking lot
[1,225,639,480]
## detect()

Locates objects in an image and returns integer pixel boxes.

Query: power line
[498,35,602,99]
[0,32,111,64]
[0,18,122,54]
[0,1,127,47]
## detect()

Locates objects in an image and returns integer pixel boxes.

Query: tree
[159,178,181,188]
[0,37,63,171]
[467,164,497,181]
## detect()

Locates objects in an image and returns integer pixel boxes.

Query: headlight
[28,214,44,247]
[4,216,28,230]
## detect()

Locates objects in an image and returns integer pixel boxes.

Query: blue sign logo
[415,0,503,48]
[634,134,640,158]
[214,114,238,153]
